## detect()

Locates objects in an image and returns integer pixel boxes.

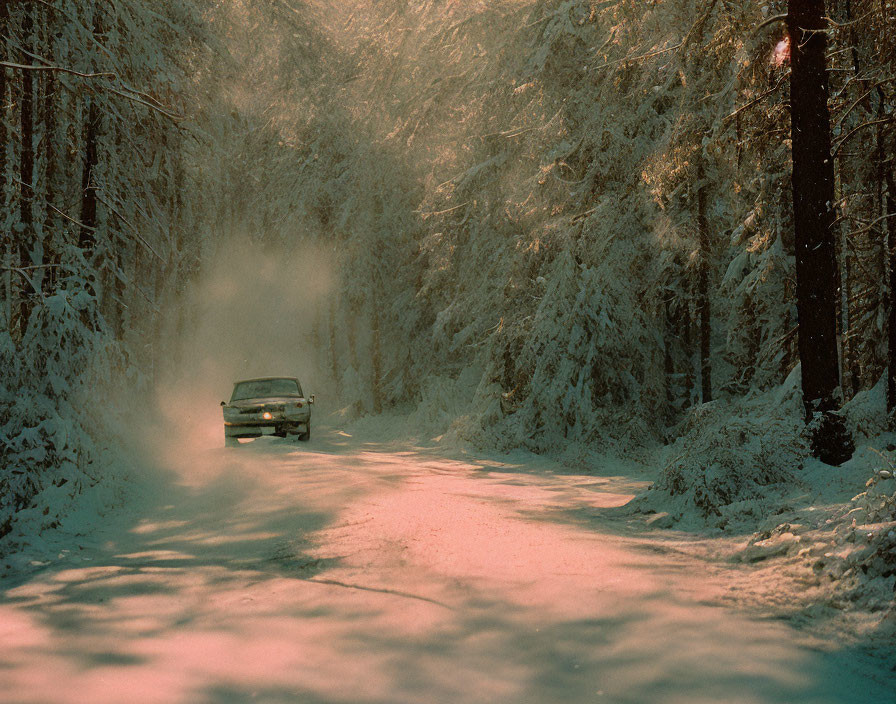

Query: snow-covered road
[1,429,892,704]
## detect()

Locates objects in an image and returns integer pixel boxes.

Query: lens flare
[773,36,790,67]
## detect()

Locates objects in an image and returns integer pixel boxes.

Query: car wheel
[299,423,311,442]
[225,435,239,447]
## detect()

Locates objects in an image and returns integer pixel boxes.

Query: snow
[2,423,895,703]
[8,360,892,701]
[615,371,896,660]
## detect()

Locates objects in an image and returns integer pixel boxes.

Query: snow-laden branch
[94,191,166,264]
[16,177,97,233]
[591,42,682,71]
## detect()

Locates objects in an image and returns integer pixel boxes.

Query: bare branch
[753,14,787,34]
[822,11,874,29]
[416,202,470,219]
[0,264,62,272]
[833,116,896,157]
[841,212,896,240]
[15,178,97,232]
[48,203,95,232]
[0,61,116,80]
[724,76,789,123]
[833,78,896,131]
[1,49,184,121]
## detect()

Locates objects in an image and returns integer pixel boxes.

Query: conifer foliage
[271,1,894,462]
[2,1,896,534]
[0,1,214,537]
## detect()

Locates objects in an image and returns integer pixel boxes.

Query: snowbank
[0,451,134,577]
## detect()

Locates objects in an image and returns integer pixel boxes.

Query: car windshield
[231,378,302,401]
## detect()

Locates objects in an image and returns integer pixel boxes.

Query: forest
[1,0,895,646]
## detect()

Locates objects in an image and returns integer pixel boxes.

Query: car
[221,376,314,446]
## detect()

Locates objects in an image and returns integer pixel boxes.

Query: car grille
[239,405,285,414]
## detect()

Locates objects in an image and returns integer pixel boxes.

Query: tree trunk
[696,163,712,404]
[371,298,382,414]
[79,6,103,254]
[347,301,359,373]
[0,0,7,177]
[886,167,896,422]
[105,120,127,338]
[682,278,695,407]
[787,0,854,464]
[839,226,857,398]
[78,103,100,254]
[18,6,35,334]
[0,0,10,334]
[42,7,58,294]
[663,293,675,426]
[328,298,340,396]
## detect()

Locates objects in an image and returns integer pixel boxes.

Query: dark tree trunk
[887,168,896,422]
[79,101,100,253]
[19,9,34,232]
[42,8,58,294]
[79,6,103,254]
[696,165,712,404]
[0,0,8,184]
[18,7,35,332]
[0,0,10,332]
[787,0,854,464]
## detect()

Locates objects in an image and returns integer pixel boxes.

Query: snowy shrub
[842,376,889,441]
[847,471,896,577]
[0,276,119,543]
[634,372,808,530]
[408,367,484,439]
[747,462,896,616]
[810,466,896,602]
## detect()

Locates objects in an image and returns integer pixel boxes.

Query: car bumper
[224,419,309,438]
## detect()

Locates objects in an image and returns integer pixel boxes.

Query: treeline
[3,1,896,534]
[242,0,895,457]
[0,0,345,538]
[0,0,220,536]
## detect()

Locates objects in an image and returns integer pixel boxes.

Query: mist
[152,236,334,449]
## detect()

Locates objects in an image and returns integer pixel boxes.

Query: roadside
[618,375,896,665]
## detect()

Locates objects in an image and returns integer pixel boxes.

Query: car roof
[233,376,300,385]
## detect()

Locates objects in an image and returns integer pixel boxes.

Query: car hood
[229,397,304,408]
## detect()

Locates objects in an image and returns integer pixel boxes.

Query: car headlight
[262,411,273,420]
